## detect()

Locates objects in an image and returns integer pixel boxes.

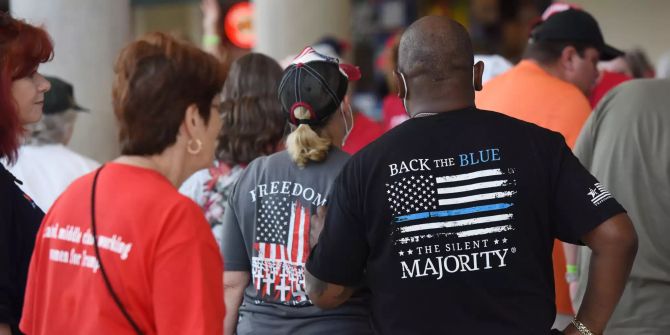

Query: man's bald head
[395,16,483,116]
[398,16,474,82]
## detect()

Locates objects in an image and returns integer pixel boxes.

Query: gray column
[11,0,131,163]
[254,0,351,61]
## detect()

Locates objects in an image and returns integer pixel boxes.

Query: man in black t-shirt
[305,16,638,335]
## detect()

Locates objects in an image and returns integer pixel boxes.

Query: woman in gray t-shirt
[221,47,372,334]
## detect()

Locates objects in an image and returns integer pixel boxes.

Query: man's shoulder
[65,151,100,172]
[475,108,566,139]
[24,144,100,170]
[355,108,563,157]
[481,61,588,104]
[611,78,670,100]
[474,107,530,123]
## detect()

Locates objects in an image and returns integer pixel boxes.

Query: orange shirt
[476,60,592,315]
[476,60,591,148]
[20,163,224,335]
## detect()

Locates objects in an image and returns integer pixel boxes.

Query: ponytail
[286,106,331,167]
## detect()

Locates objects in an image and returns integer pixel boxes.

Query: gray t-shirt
[574,79,670,334]
[222,148,371,334]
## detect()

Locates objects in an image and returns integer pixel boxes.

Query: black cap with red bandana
[278,46,360,126]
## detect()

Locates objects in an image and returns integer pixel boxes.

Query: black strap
[91,165,144,335]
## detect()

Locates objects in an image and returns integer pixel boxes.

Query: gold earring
[187,139,203,155]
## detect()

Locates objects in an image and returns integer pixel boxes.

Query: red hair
[0,13,53,163]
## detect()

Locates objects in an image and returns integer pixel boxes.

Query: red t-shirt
[20,163,224,335]
[589,71,631,108]
[342,113,385,155]
[381,95,408,132]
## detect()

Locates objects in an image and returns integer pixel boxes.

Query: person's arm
[563,242,580,301]
[545,128,636,334]
[304,202,361,310]
[305,269,355,309]
[563,243,579,272]
[0,323,11,335]
[566,90,599,309]
[223,271,249,335]
[561,213,637,335]
[304,159,369,310]
[309,206,326,249]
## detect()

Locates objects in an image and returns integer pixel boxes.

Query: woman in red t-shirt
[20,33,226,335]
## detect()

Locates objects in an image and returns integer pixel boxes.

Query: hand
[200,0,220,33]
[310,206,327,248]
[0,323,11,335]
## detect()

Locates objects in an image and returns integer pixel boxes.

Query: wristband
[202,34,220,47]
[565,264,579,282]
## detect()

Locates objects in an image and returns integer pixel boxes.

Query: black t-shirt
[0,163,44,333]
[306,108,625,334]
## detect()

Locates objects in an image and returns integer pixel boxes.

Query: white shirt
[8,144,100,211]
[474,54,513,83]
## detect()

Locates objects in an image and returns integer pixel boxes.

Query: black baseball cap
[530,9,623,61]
[278,46,360,126]
[44,76,88,114]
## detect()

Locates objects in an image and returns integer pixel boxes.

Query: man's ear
[473,61,485,91]
[393,70,407,99]
[560,46,579,72]
[343,94,351,105]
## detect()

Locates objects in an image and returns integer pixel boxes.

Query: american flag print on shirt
[387,168,518,244]
[252,194,312,305]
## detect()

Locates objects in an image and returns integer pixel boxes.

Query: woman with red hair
[0,13,53,335]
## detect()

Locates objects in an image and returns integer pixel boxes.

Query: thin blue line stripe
[394,203,513,223]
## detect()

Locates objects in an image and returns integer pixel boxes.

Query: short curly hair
[112,32,226,156]
[217,53,285,165]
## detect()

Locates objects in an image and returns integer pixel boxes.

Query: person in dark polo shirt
[0,13,53,335]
